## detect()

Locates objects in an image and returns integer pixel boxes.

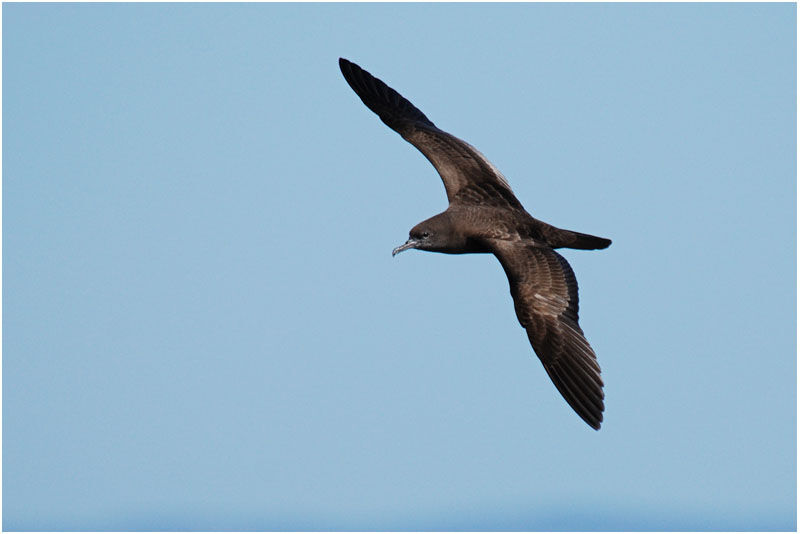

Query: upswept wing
[339,58,520,208]
[490,239,605,429]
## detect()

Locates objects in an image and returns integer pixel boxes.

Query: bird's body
[339,58,610,430]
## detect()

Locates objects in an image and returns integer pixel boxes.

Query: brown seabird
[339,58,611,430]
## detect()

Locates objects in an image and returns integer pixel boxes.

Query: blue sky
[3,3,795,531]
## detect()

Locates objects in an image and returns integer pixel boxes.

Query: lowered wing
[490,239,605,429]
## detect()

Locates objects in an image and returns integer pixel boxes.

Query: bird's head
[392,214,457,256]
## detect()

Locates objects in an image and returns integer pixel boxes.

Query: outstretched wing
[490,239,605,429]
[339,58,522,209]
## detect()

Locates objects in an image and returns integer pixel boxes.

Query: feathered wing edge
[339,58,434,133]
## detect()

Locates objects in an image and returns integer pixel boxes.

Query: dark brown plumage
[339,58,611,430]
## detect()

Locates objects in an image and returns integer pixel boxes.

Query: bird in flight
[339,58,611,430]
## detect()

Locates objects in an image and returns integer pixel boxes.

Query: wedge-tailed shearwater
[339,58,611,430]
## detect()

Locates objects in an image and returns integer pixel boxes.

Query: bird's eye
[421,232,430,238]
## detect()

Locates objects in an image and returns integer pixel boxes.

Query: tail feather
[552,230,612,250]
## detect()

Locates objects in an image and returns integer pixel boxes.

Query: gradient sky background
[3,3,796,531]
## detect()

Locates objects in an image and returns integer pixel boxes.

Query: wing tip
[338,57,353,72]
[581,403,604,430]
[337,57,435,133]
[589,415,603,431]
[338,57,360,84]
[543,355,605,431]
